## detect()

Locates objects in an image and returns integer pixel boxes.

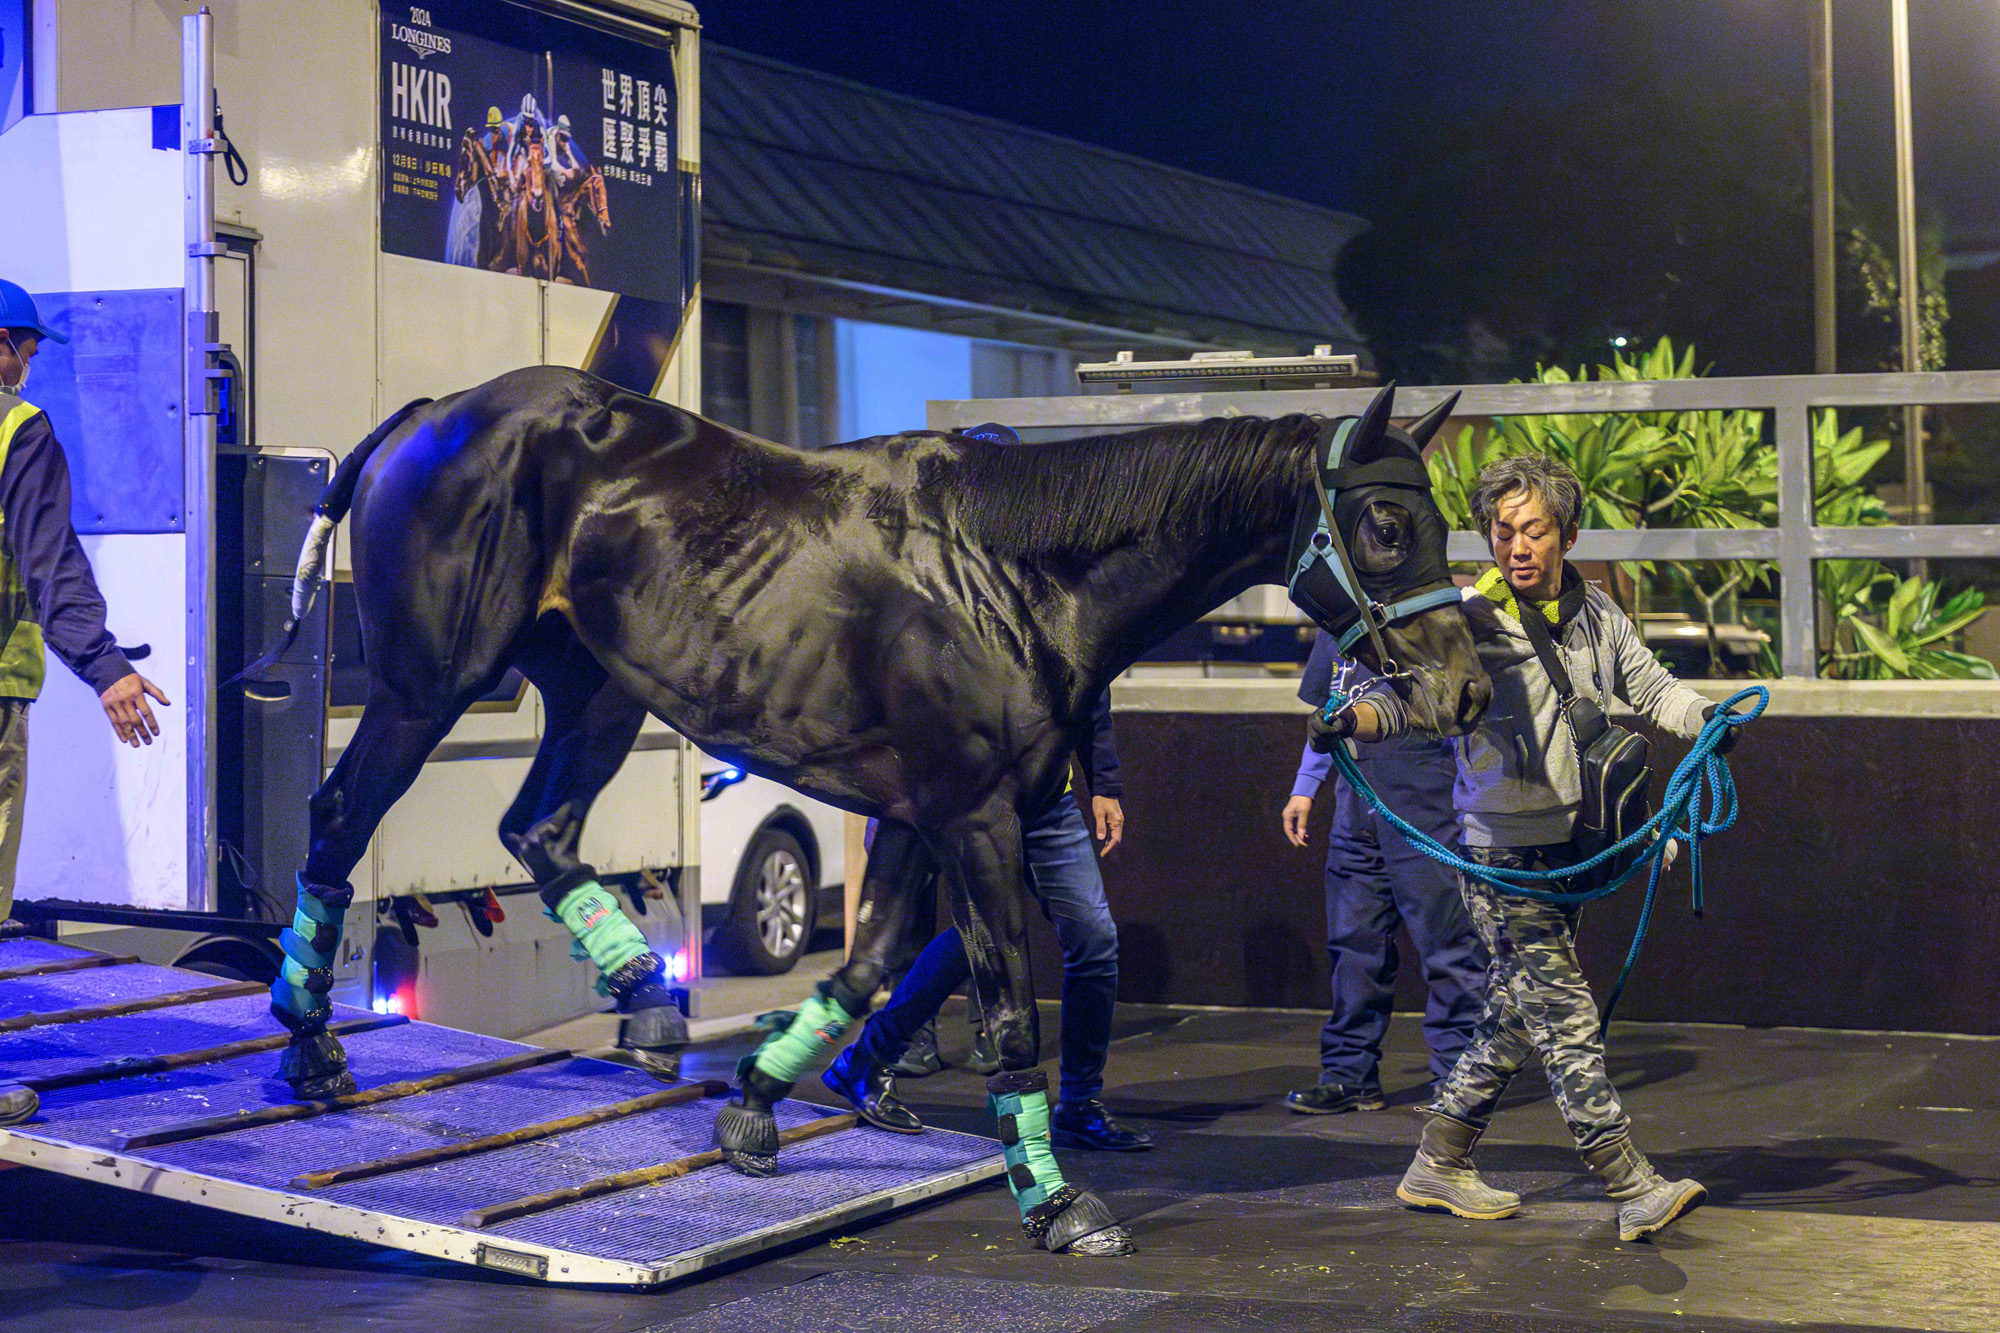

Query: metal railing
[930,369,2000,678]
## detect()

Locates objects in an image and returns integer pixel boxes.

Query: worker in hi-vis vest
[0,281,171,1125]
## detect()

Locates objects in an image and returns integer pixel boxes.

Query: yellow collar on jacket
[1472,566,1562,626]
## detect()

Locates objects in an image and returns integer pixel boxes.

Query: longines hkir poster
[379,0,683,304]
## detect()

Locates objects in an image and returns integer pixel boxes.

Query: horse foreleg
[942,803,1135,1257]
[714,819,931,1176]
[501,626,684,1078]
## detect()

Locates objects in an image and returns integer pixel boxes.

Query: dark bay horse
[266,367,1487,1255]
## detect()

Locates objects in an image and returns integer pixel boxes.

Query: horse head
[1287,384,1492,735]
[588,171,611,232]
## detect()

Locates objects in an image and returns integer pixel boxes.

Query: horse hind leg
[940,803,1134,1257]
[714,820,932,1176]
[500,620,685,1078]
[276,681,481,1098]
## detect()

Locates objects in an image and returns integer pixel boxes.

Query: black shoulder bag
[1518,606,1651,892]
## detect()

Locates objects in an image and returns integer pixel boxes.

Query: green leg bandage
[271,876,347,1031]
[989,1077,1067,1215]
[746,988,857,1086]
[550,880,651,987]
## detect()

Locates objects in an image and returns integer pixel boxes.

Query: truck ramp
[0,937,1004,1286]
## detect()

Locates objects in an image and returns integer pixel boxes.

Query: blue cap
[961,422,1020,445]
[0,281,67,344]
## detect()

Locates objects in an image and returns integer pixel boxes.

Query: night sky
[704,0,2000,251]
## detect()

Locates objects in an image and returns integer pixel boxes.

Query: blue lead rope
[1320,685,1769,1034]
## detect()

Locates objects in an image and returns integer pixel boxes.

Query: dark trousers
[857,792,1118,1104]
[1320,738,1487,1086]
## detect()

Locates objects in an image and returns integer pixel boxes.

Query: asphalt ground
[3,999,1995,1333]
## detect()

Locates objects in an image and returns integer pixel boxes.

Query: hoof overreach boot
[546,870,688,1080]
[822,1044,923,1134]
[715,982,863,1175]
[1396,1110,1521,1220]
[988,1068,1134,1256]
[1580,1134,1706,1242]
[271,876,357,1099]
[714,1066,786,1176]
[1025,1185,1133,1257]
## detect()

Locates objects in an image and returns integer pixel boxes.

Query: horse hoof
[714,1102,780,1177]
[278,1030,355,1101]
[1028,1187,1134,1256]
[1060,1224,1136,1257]
[618,1006,689,1083]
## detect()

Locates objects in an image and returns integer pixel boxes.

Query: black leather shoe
[1051,1098,1153,1152]
[822,1046,924,1134]
[1284,1081,1387,1115]
[0,1081,38,1127]
[889,1019,944,1078]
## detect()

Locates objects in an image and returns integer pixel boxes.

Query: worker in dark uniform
[0,280,172,1126]
[1281,630,1486,1113]
[823,687,1145,1154]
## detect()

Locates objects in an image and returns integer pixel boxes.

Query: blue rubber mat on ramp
[0,939,1005,1283]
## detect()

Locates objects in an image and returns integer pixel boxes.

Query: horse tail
[228,397,433,689]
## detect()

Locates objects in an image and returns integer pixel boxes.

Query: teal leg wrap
[550,880,652,994]
[271,876,346,1032]
[746,987,858,1086]
[990,1083,1067,1214]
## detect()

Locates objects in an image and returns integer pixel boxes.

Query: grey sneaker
[1284,1080,1386,1115]
[1396,1111,1521,1220]
[0,1081,39,1127]
[1580,1135,1705,1242]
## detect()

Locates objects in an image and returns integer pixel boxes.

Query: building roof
[701,46,1369,356]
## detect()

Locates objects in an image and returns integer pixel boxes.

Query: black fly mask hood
[1287,384,1462,671]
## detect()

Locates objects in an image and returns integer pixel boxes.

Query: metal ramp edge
[0,938,1005,1287]
[0,1128,1005,1285]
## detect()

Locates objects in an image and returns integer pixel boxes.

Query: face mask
[0,339,22,396]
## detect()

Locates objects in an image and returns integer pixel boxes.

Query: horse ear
[1404,391,1461,455]
[1344,382,1397,462]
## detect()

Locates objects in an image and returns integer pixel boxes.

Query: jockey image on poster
[380,0,682,304]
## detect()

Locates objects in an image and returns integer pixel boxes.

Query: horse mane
[931,414,1326,558]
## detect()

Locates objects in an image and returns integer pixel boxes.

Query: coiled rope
[1320,685,1768,1032]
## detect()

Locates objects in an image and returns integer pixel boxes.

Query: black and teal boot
[272,875,357,1099]
[988,1068,1133,1255]
[546,869,689,1080]
[715,980,865,1175]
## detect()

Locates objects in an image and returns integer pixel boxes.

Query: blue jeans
[1321,736,1487,1086]
[857,793,1118,1105]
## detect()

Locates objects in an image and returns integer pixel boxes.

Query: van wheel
[713,828,813,975]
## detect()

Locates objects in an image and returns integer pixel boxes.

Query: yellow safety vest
[0,398,47,700]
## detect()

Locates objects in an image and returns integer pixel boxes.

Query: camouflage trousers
[1430,843,1630,1150]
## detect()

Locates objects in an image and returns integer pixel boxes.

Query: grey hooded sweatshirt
[1364,566,1711,849]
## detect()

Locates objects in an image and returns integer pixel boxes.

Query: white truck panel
[375,253,544,412]
[0,107,181,293]
[17,534,187,907]
[581,744,682,873]
[543,282,618,368]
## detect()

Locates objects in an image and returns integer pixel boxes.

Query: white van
[697,753,848,974]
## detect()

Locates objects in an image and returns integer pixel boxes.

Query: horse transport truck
[0,0,737,1032]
